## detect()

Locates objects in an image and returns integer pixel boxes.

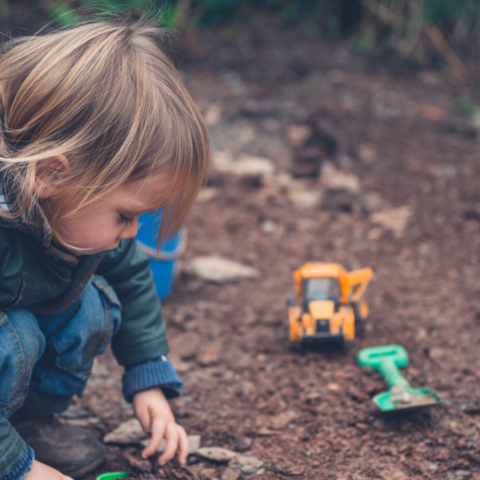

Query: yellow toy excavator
[287,263,373,345]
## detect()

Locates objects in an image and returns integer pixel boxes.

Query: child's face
[50,173,169,254]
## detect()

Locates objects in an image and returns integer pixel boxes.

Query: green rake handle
[357,345,410,389]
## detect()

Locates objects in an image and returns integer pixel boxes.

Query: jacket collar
[0,183,79,266]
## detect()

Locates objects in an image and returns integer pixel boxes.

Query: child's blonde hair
[0,13,209,248]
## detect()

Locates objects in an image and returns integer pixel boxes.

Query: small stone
[288,188,322,210]
[370,206,412,237]
[201,467,218,479]
[231,436,253,453]
[257,427,278,436]
[187,256,259,283]
[356,422,369,431]
[122,450,152,472]
[229,456,264,476]
[275,462,305,476]
[103,418,147,445]
[62,417,100,427]
[60,406,90,419]
[196,447,238,463]
[204,104,222,126]
[321,162,360,192]
[231,155,275,177]
[197,187,219,203]
[326,383,339,392]
[286,125,312,147]
[221,467,240,480]
[197,345,220,367]
[141,434,201,454]
[260,219,278,234]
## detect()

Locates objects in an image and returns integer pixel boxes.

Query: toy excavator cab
[288,262,373,346]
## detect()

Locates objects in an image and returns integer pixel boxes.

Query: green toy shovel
[95,473,129,480]
[357,345,441,412]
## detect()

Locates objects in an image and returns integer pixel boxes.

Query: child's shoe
[13,415,106,477]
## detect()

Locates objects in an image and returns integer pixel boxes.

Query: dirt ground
[74,19,480,480]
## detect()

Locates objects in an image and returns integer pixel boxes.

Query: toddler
[0,14,209,480]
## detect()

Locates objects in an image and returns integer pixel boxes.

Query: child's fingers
[176,425,189,465]
[158,423,179,466]
[141,416,166,458]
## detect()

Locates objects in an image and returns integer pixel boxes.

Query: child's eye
[119,213,134,226]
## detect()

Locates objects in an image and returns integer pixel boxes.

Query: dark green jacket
[0,199,171,478]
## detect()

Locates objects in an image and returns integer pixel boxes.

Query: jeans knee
[0,309,45,416]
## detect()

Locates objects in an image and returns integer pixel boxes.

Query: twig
[423,22,469,81]
[361,0,401,28]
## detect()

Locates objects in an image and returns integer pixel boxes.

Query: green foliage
[456,98,479,117]
[48,0,180,29]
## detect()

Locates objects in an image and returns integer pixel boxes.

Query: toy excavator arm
[345,267,373,303]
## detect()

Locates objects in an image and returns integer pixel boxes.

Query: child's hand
[24,460,74,480]
[133,388,188,466]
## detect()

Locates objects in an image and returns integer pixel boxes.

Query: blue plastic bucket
[136,212,186,300]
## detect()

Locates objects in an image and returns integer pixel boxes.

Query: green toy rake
[357,345,441,412]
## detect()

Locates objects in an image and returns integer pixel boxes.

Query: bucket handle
[137,228,187,261]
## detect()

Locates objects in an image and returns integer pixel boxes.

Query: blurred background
[2,0,480,81]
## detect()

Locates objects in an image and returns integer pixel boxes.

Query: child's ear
[34,154,70,199]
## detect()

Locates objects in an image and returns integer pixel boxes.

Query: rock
[357,144,376,164]
[362,192,384,213]
[267,410,297,430]
[286,125,312,147]
[231,155,275,177]
[103,418,147,444]
[288,188,322,209]
[229,455,264,475]
[122,450,152,472]
[212,151,275,177]
[275,462,305,476]
[257,427,278,436]
[221,468,240,480]
[370,206,412,237]
[204,104,222,126]
[326,383,340,392]
[197,187,219,203]
[62,417,100,427]
[197,345,220,367]
[60,406,90,419]
[196,447,238,463]
[231,436,253,453]
[321,162,360,192]
[260,219,278,234]
[187,256,259,283]
[141,434,201,455]
[201,468,218,479]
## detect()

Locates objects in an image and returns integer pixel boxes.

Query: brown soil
[79,19,480,480]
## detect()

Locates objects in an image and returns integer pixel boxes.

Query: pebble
[196,446,238,463]
[60,406,90,419]
[229,455,264,475]
[321,162,360,192]
[231,436,253,453]
[275,462,304,476]
[122,450,152,472]
[103,418,147,444]
[221,467,240,480]
[186,256,259,283]
[370,206,412,237]
[140,434,201,454]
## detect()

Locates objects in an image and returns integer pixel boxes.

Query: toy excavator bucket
[358,345,441,412]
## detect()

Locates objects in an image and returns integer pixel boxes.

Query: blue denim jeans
[0,275,121,420]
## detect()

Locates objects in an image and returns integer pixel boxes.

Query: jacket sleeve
[0,229,30,310]
[95,239,169,368]
[0,417,32,479]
